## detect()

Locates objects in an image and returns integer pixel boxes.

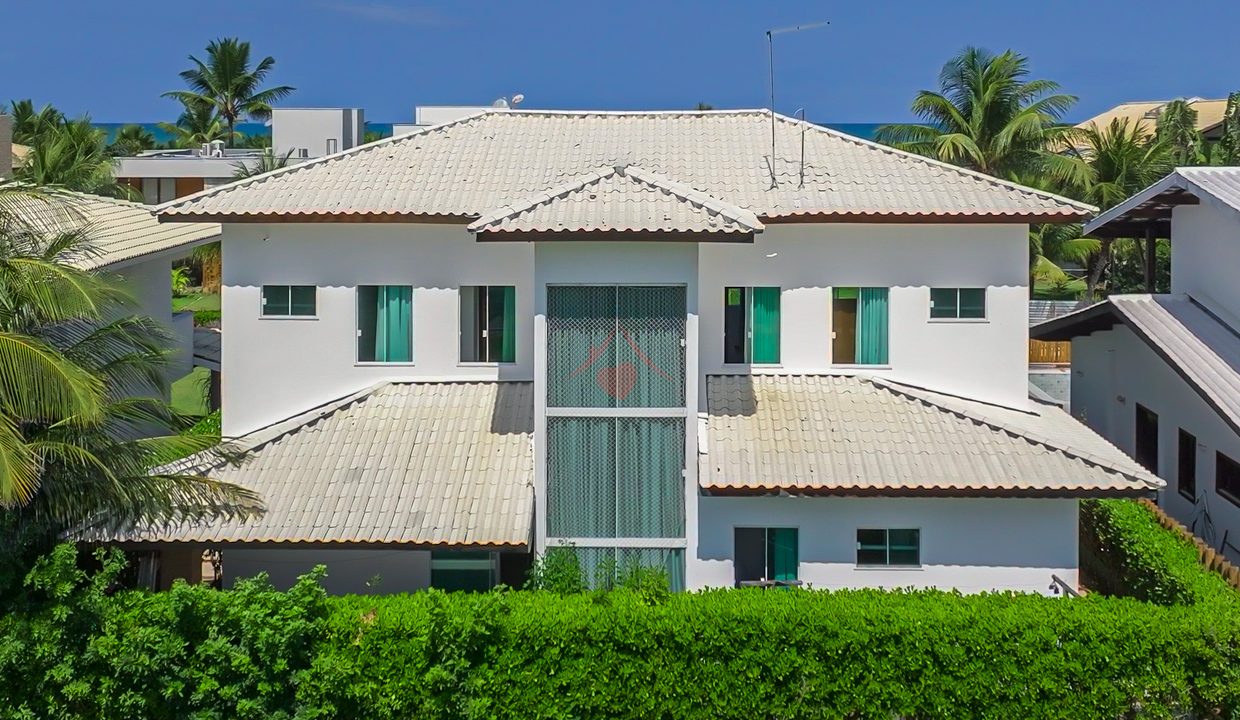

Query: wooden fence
[1029,339,1071,364]
[1138,498,1240,591]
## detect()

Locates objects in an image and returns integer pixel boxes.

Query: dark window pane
[1135,404,1159,473]
[888,529,920,565]
[357,286,378,362]
[929,288,957,319]
[1178,429,1197,501]
[290,285,316,316]
[430,551,494,592]
[734,527,766,584]
[832,290,858,364]
[262,285,290,315]
[856,528,888,565]
[958,288,986,319]
[723,287,747,364]
[1218,453,1240,506]
[459,286,482,362]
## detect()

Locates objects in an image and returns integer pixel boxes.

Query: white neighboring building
[111,109,1160,594]
[1034,167,1240,560]
[114,108,368,205]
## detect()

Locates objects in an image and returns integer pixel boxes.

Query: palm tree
[1219,92,1240,164]
[157,99,238,148]
[875,47,1085,186]
[163,38,294,147]
[1067,119,1174,298]
[6,99,64,145]
[1155,100,1203,166]
[0,181,259,529]
[231,148,294,178]
[107,124,156,157]
[15,118,134,198]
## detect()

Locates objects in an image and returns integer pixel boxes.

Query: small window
[140,177,177,205]
[261,285,316,317]
[430,551,495,592]
[723,287,780,364]
[832,287,889,365]
[357,285,413,363]
[1217,453,1240,506]
[734,527,798,585]
[930,288,986,319]
[460,286,516,363]
[326,138,338,155]
[856,528,920,566]
[1178,429,1197,502]
[1135,404,1159,473]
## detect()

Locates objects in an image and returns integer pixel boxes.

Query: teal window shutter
[855,287,888,365]
[500,286,516,363]
[373,286,412,362]
[768,528,798,582]
[749,287,780,364]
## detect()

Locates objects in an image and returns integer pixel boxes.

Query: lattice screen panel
[547,286,685,408]
[546,417,685,539]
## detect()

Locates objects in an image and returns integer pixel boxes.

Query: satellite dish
[511,94,525,106]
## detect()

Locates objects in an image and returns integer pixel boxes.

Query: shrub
[1080,498,1237,606]
[3,544,1240,718]
[193,310,221,326]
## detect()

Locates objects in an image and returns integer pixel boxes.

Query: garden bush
[1080,498,1237,606]
[3,543,1240,719]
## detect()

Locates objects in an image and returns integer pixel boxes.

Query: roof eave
[699,484,1156,499]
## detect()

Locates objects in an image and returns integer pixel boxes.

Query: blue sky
[2,0,1237,124]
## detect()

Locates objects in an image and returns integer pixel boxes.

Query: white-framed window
[929,287,986,320]
[459,285,516,363]
[356,285,413,363]
[261,285,316,317]
[856,528,920,566]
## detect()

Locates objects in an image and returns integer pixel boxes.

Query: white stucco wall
[1072,326,1240,555]
[692,496,1079,595]
[110,257,194,389]
[224,548,432,594]
[220,224,535,435]
[222,222,1030,435]
[697,223,1030,408]
[1171,203,1240,315]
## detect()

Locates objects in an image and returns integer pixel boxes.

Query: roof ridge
[157,109,499,217]
[862,376,1158,488]
[770,111,1098,215]
[467,163,764,232]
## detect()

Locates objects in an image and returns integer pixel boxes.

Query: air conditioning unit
[199,143,211,157]
[208,140,225,157]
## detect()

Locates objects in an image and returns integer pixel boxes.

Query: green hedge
[1080,498,1237,606]
[3,545,1240,719]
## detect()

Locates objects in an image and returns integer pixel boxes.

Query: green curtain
[374,286,412,363]
[546,417,616,538]
[616,286,685,408]
[547,286,617,407]
[616,418,685,538]
[749,287,780,364]
[768,528,799,582]
[500,285,516,363]
[855,287,888,365]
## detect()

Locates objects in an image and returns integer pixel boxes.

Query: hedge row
[2,543,1240,719]
[1080,498,1238,606]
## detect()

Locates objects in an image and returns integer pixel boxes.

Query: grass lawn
[172,292,220,313]
[1032,277,1086,300]
[171,366,210,417]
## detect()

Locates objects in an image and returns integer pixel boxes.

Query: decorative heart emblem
[596,362,637,400]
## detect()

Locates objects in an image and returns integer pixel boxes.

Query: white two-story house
[111,109,1159,595]
[1034,167,1240,560]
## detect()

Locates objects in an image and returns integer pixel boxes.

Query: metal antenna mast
[765,20,829,187]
